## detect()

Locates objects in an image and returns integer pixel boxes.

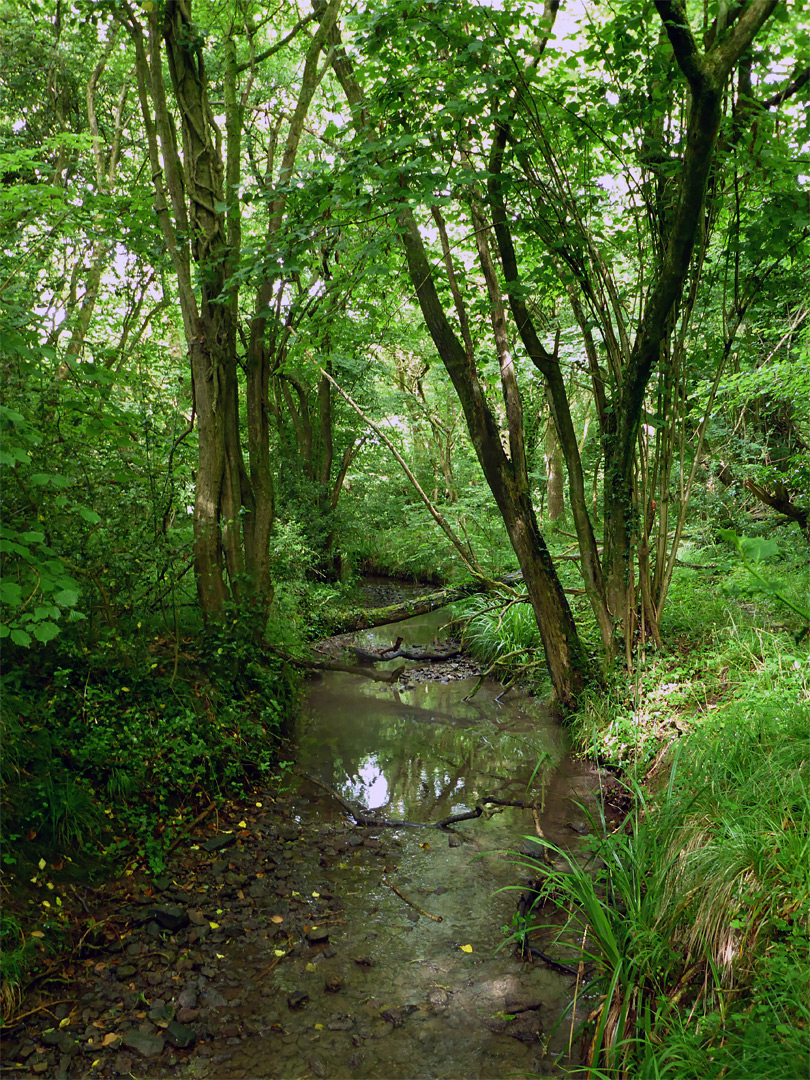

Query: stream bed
[4,606,605,1080]
[212,609,598,1080]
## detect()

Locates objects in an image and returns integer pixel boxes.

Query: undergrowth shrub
[451,590,544,684]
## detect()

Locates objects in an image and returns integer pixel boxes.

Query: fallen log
[349,643,462,664]
[324,573,523,635]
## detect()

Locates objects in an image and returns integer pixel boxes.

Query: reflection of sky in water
[345,756,390,808]
[342,754,473,814]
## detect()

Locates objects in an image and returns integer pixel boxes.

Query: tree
[323,0,803,699]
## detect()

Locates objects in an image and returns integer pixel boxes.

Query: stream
[213,607,597,1080]
[4,601,602,1080]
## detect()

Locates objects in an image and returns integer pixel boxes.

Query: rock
[327,1015,354,1031]
[152,876,172,891]
[309,1055,327,1077]
[324,975,343,993]
[354,956,375,968]
[57,1033,78,1055]
[201,833,235,852]
[117,964,137,978]
[287,990,308,1009]
[427,987,450,1008]
[177,985,198,1009]
[32,1061,49,1074]
[448,835,462,847]
[306,926,330,944]
[113,1053,134,1075]
[382,1005,416,1027]
[211,859,230,876]
[42,1029,62,1047]
[176,1007,200,1024]
[143,904,190,931]
[123,1030,165,1058]
[149,1004,174,1025]
[165,1021,196,1049]
[201,987,227,1007]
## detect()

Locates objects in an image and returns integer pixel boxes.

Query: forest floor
[3,639,595,1080]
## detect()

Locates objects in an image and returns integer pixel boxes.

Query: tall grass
[509,606,810,1079]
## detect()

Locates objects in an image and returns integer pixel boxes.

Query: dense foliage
[1,0,808,1072]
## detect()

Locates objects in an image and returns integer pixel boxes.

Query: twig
[381,871,443,922]
[1,999,74,1029]
[255,949,291,979]
[166,800,217,854]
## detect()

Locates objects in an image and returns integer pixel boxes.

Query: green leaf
[79,508,102,524]
[739,536,779,563]
[32,621,60,644]
[21,530,45,543]
[10,627,32,647]
[54,588,79,608]
[0,581,23,606]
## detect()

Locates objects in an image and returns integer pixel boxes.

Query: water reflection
[298,610,566,824]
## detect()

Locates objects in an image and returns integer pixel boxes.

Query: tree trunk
[545,418,565,521]
[397,207,590,706]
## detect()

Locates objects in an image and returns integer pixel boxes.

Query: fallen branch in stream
[382,870,443,922]
[349,642,462,664]
[298,769,537,830]
[282,655,407,684]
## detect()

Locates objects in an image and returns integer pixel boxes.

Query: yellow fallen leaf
[31,931,45,939]
[102,1033,120,1047]
[38,858,46,870]
[460,944,473,953]
[270,915,284,924]
[209,921,220,929]
[237,820,247,828]
[92,1059,101,1068]
[42,901,51,909]
[420,842,431,850]
[255,802,263,807]
[311,891,319,898]
[59,1017,71,1028]
[306,962,317,972]
[314,1023,324,1030]
[273,948,286,956]
[215,953,225,959]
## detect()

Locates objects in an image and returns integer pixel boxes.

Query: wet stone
[165,1021,196,1049]
[306,926,330,944]
[149,1004,174,1024]
[42,1029,62,1047]
[324,975,343,993]
[309,1055,327,1077]
[123,1030,165,1058]
[117,964,137,978]
[144,903,190,932]
[328,1015,354,1031]
[287,990,308,1009]
[201,833,235,852]
[177,985,198,1009]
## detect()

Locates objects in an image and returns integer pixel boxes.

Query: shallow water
[219,610,594,1079]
